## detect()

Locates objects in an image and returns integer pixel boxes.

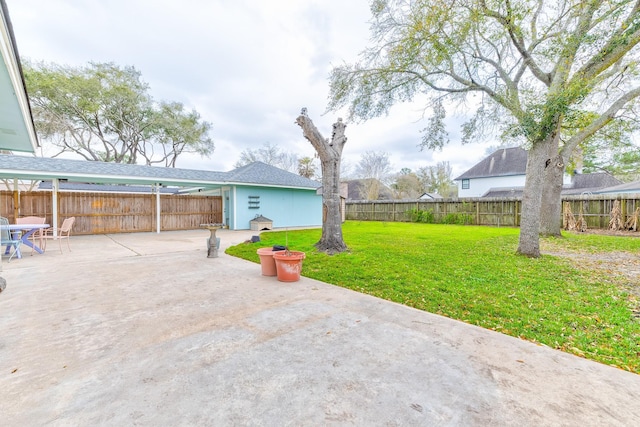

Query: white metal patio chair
[0,216,22,261]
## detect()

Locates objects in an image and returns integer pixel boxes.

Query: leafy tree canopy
[328,0,640,257]
[25,61,214,166]
[330,0,640,151]
[234,142,298,173]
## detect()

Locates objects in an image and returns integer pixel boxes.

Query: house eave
[227,181,321,191]
[0,168,229,187]
[0,0,39,153]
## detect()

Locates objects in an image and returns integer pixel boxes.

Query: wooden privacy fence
[345,194,640,230]
[0,191,222,235]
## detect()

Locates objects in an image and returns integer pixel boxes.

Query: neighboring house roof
[344,179,394,200]
[0,154,321,190]
[593,180,640,195]
[0,0,39,152]
[482,173,624,198]
[561,172,623,195]
[482,187,524,198]
[455,147,527,180]
[419,192,443,200]
[316,182,349,199]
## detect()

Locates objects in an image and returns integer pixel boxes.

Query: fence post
[344,195,640,229]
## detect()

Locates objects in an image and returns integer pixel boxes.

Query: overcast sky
[7,0,493,178]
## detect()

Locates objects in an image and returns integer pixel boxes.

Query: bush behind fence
[346,195,640,230]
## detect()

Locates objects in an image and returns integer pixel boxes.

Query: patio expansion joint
[105,234,143,256]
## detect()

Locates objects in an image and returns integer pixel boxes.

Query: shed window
[462,179,470,189]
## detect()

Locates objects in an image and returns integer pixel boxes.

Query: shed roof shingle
[227,162,320,188]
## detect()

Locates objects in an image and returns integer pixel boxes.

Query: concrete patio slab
[1,229,639,426]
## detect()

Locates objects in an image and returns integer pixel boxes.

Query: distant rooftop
[593,179,640,195]
[562,172,622,195]
[482,172,624,198]
[455,147,527,180]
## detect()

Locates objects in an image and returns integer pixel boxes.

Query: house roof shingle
[482,173,625,198]
[593,180,640,194]
[0,154,321,189]
[561,172,623,195]
[455,147,527,180]
[227,161,320,189]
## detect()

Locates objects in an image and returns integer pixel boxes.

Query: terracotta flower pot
[256,247,278,276]
[272,250,306,282]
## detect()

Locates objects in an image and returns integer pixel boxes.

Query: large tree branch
[561,86,640,159]
[549,0,599,87]
[572,0,640,83]
[480,0,552,86]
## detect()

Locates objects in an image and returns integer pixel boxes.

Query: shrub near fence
[346,194,640,230]
[0,191,222,235]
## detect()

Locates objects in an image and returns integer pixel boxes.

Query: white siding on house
[458,175,526,197]
[458,173,574,197]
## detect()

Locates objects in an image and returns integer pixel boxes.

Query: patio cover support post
[155,183,161,234]
[232,186,237,230]
[13,178,19,220]
[52,178,59,237]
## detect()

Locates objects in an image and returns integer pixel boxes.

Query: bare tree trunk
[295,111,348,254]
[517,138,553,257]
[539,134,565,237]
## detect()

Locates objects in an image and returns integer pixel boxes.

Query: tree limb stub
[295,114,347,160]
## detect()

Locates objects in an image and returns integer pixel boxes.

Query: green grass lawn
[226,221,640,373]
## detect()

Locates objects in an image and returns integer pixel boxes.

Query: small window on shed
[462,179,470,189]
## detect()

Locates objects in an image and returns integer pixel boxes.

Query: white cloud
[8,0,493,178]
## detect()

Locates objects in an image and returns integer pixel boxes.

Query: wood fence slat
[1,191,222,234]
[345,195,640,231]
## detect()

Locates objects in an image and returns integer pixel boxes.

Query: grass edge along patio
[227,221,640,374]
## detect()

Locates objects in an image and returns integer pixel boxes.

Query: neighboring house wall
[231,186,322,230]
[455,147,577,198]
[458,175,526,198]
